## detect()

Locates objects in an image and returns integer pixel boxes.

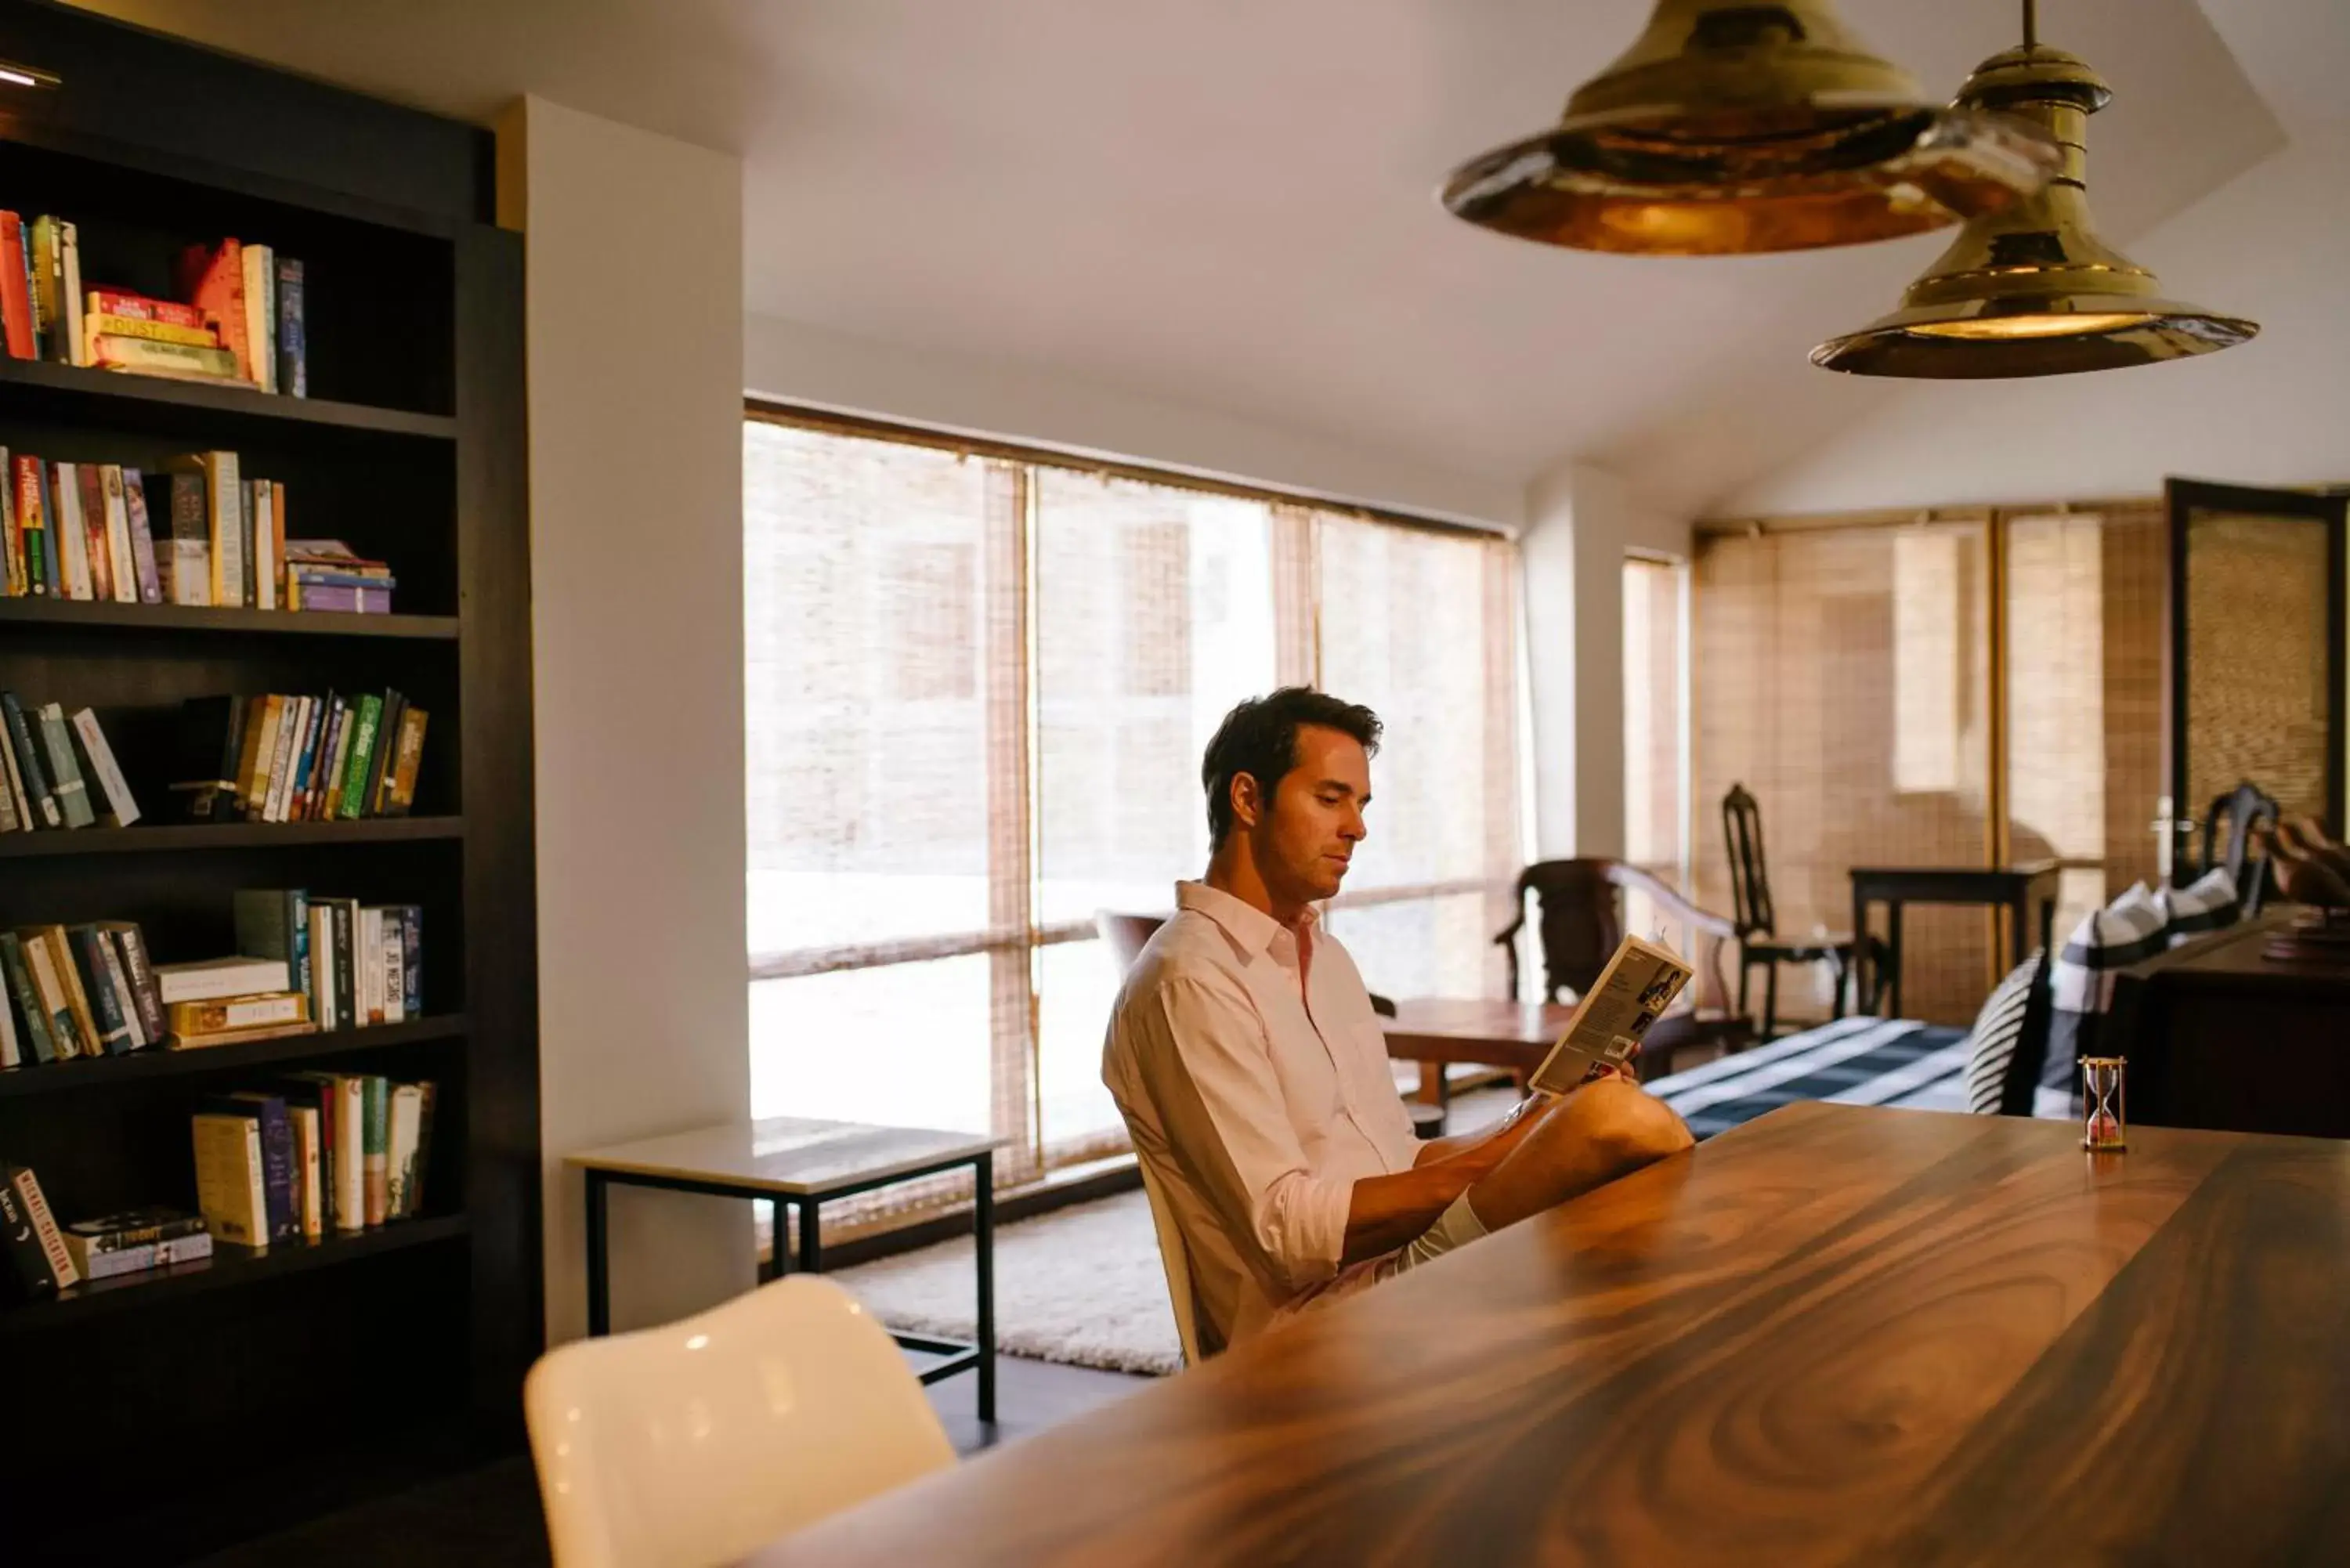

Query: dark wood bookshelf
[0,6,538,1560]
[0,352,459,439]
[0,815,465,857]
[0,597,460,638]
[0,1013,468,1098]
[0,1212,471,1336]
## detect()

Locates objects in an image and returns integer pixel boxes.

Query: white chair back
[1133,1160,1204,1367]
[524,1274,955,1568]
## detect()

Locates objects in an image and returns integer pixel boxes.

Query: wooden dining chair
[2199,780,2280,915]
[1721,783,1868,1039]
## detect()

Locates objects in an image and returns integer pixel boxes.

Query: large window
[745,410,1523,1211]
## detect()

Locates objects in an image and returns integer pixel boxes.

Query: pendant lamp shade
[1441,1,2060,256]
[1812,41,2258,376]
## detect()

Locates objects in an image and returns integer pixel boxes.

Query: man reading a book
[1102,688,1694,1357]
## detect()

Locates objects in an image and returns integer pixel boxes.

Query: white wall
[1724,126,2350,516]
[1521,462,1692,859]
[502,96,754,1342]
[743,313,1521,533]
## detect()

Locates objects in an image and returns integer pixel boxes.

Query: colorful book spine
[0,213,28,360]
[0,443,18,599]
[121,468,163,605]
[86,291,208,327]
[58,221,82,367]
[0,1167,77,1295]
[99,465,137,605]
[292,584,392,614]
[65,925,132,1054]
[338,695,383,819]
[93,928,146,1050]
[167,470,209,606]
[2,692,59,828]
[74,463,112,604]
[15,929,78,1059]
[174,239,250,381]
[190,1111,268,1248]
[331,1075,363,1231]
[52,461,88,601]
[275,257,305,397]
[32,461,58,595]
[99,923,167,1046]
[9,457,38,598]
[28,216,63,364]
[0,932,58,1064]
[399,905,423,1016]
[361,1075,389,1225]
[35,703,94,829]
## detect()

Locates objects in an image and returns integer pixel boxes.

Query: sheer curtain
[745,410,1523,1220]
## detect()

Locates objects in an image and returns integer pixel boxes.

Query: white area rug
[833,1086,1523,1377]
[835,1187,1184,1375]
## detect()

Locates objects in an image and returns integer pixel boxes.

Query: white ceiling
[69,1,2316,514]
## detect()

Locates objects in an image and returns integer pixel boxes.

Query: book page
[1528,935,1695,1096]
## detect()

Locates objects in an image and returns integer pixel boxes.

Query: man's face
[1246,724,1371,905]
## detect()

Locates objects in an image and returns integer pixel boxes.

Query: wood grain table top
[564,1116,1003,1196]
[744,1103,2350,1566]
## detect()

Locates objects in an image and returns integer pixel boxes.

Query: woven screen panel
[1317,517,1522,1001]
[1694,524,1995,1026]
[2184,509,2334,825]
[2099,505,2167,897]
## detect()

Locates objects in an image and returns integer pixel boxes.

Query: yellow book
[190,1111,269,1249]
[83,313,219,350]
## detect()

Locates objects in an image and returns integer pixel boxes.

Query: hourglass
[2081,1057,2127,1151]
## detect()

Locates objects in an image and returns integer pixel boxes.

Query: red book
[173,239,251,381]
[85,289,208,330]
[0,214,32,359]
[75,462,112,604]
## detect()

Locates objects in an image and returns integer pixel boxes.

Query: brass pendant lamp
[1441,1,2061,256]
[1813,0,2258,377]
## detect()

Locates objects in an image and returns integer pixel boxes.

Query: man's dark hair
[1201,687,1382,844]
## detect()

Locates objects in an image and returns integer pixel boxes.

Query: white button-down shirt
[1102,880,1420,1353]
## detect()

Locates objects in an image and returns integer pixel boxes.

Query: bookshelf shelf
[0,1212,471,1337]
[0,598,459,639]
[0,353,457,440]
[0,1014,466,1099]
[0,816,464,857]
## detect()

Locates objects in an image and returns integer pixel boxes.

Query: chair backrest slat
[1721,784,1776,939]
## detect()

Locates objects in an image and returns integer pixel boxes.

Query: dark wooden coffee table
[743,1104,2350,1566]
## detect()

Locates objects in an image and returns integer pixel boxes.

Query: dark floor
[190,1354,1153,1568]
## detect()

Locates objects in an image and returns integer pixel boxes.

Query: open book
[1528,934,1695,1096]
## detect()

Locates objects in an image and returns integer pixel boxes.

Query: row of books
[0,446,397,611]
[0,215,306,395]
[0,1069,435,1300]
[195,1073,436,1249]
[0,893,422,1068]
[0,692,138,833]
[0,1168,216,1299]
[174,688,427,824]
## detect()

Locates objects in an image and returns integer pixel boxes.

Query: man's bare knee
[1574,1077,1694,1172]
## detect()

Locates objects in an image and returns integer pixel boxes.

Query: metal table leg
[797,1197,822,1274]
[760,1197,785,1284]
[585,1169,610,1337]
[974,1151,996,1424]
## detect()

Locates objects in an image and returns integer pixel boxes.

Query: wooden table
[1850,860,2063,1017]
[1382,997,1745,1097]
[743,1103,2350,1566]
[568,1117,1006,1418]
[2108,912,2350,1137]
[1380,998,1573,1101]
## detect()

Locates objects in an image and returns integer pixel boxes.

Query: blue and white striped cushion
[1648,1017,1970,1140]
[1963,956,2039,1115]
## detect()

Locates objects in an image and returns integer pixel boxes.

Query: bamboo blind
[2184,510,2335,825]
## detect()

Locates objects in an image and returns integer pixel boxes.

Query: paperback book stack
[284,540,395,613]
[0,691,138,833]
[0,211,305,394]
[0,921,168,1066]
[233,887,424,1035]
[192,1074,436,1248]
[0,450,165,603]
[60,1206,212,1282]
[169,688,427,824]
